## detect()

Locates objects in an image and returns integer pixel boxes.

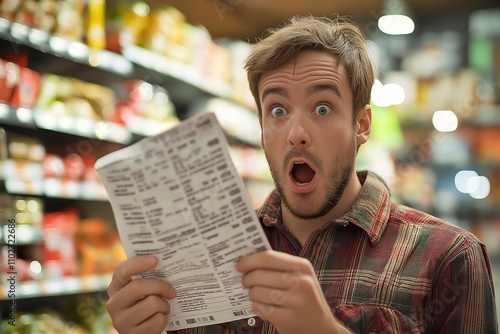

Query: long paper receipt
[94,112,271,331]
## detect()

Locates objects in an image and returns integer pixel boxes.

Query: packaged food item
[36,73,116,120]
[113,1,150,47]
[76,218,125,275]
[33,0,57,32]
[142,6,188,61]
[0,59,19,104]
[43,153,65,178]
[0,0,22,21]
[476,127,500,163]
[6,132,46,162]
[42,210,79,277]
[86,0,106,49]
[54,0,85,41]
[10,65,41,108]
[13,0,37,26]
[64,153,85,180]
[114,79,177,129]
[70,78,116,120]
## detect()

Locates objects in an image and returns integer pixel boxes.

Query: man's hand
[106,255,176,334]
[236,250,351,334]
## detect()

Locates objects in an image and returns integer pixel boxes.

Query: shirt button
[247,317,256,326]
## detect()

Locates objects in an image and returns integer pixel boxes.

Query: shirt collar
[257,170,391,246]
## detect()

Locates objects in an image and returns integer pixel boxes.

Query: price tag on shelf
[61,276,83,294]
[33,109,58,129]
[42,278,67,295]
[0,103,9,119]
[49,35,70,54]
[5,178,44,195]
[28,28,50,46]
[95,121,132,144]
[89,48,133,76]
[0,17,10,33]
[1,159,44,180]
[81,274,108,292]
[10,22,29,41]
[67,41,90,61]
[16,224,42,244]
[18,280,42,298]
[16,107,33,124]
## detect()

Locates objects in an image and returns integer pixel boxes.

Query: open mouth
[290,161,316,185]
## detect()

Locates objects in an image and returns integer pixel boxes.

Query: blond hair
[245,16,375,119]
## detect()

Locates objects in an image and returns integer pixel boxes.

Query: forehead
[258,49,348,94]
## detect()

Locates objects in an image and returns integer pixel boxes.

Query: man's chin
[284,200,326,220]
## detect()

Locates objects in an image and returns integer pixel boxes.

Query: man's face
[258,50,368,220]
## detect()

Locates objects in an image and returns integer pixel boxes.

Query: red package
[42,210,79,277]
[64,153,85,180]
[43,153,65,178]
[0,59,19,104]
[10,66,40,108]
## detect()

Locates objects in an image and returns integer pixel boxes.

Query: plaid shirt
[169,171,498,334]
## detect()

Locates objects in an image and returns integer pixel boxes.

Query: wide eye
[315,104,331,116]
[271,106,287,118]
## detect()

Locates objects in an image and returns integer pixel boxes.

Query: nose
[287,113,311,147]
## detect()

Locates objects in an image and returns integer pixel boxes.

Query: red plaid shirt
[169,171,498,333]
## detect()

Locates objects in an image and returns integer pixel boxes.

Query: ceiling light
[432,110,458,132]
[378,0,415,35]
[468,176,490,199]
[455,170,478,193]
[371,80,405,107]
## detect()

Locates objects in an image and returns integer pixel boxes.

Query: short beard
[265,137,356,220]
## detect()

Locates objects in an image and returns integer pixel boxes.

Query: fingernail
[144,255,156,266]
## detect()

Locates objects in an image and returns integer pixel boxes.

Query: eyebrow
[261,87,289,101]
[307,84,342,99]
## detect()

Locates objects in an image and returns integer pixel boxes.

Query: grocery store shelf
[122,45,233,102]
[0,104,133,144]
[124,113,179,137]
[0,18,133,77]
[1,176,108,201]
[0,273,112,299]
[0,18,239,110]
[0,104,36,129]
[0,224,42,245]
[32,109,133,145]
[1,102,261,148]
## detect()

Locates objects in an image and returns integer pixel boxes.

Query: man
[105,16,498,333]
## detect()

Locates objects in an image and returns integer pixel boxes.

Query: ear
[355,104,372,145]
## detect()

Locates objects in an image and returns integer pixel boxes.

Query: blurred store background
[0,0,498,332]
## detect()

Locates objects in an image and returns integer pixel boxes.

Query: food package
[42,210,79,277]
[6,132,46,162]
[76,218,125,275]
[142,6,187,60]
[114,79,177,124]
[54,0,85,41]
[0,0,22,21]
[86,0,106,49]
[114,1,150,47]
[33,0,57,32]
[0,59,19,104]
[10,65,41,108]
[13,0,37,26]
[36,74,116,120]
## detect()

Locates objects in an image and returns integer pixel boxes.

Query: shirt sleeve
[430,240,499,333]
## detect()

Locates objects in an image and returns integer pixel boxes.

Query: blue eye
[271,106,287,118]
[315,104,331,116]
